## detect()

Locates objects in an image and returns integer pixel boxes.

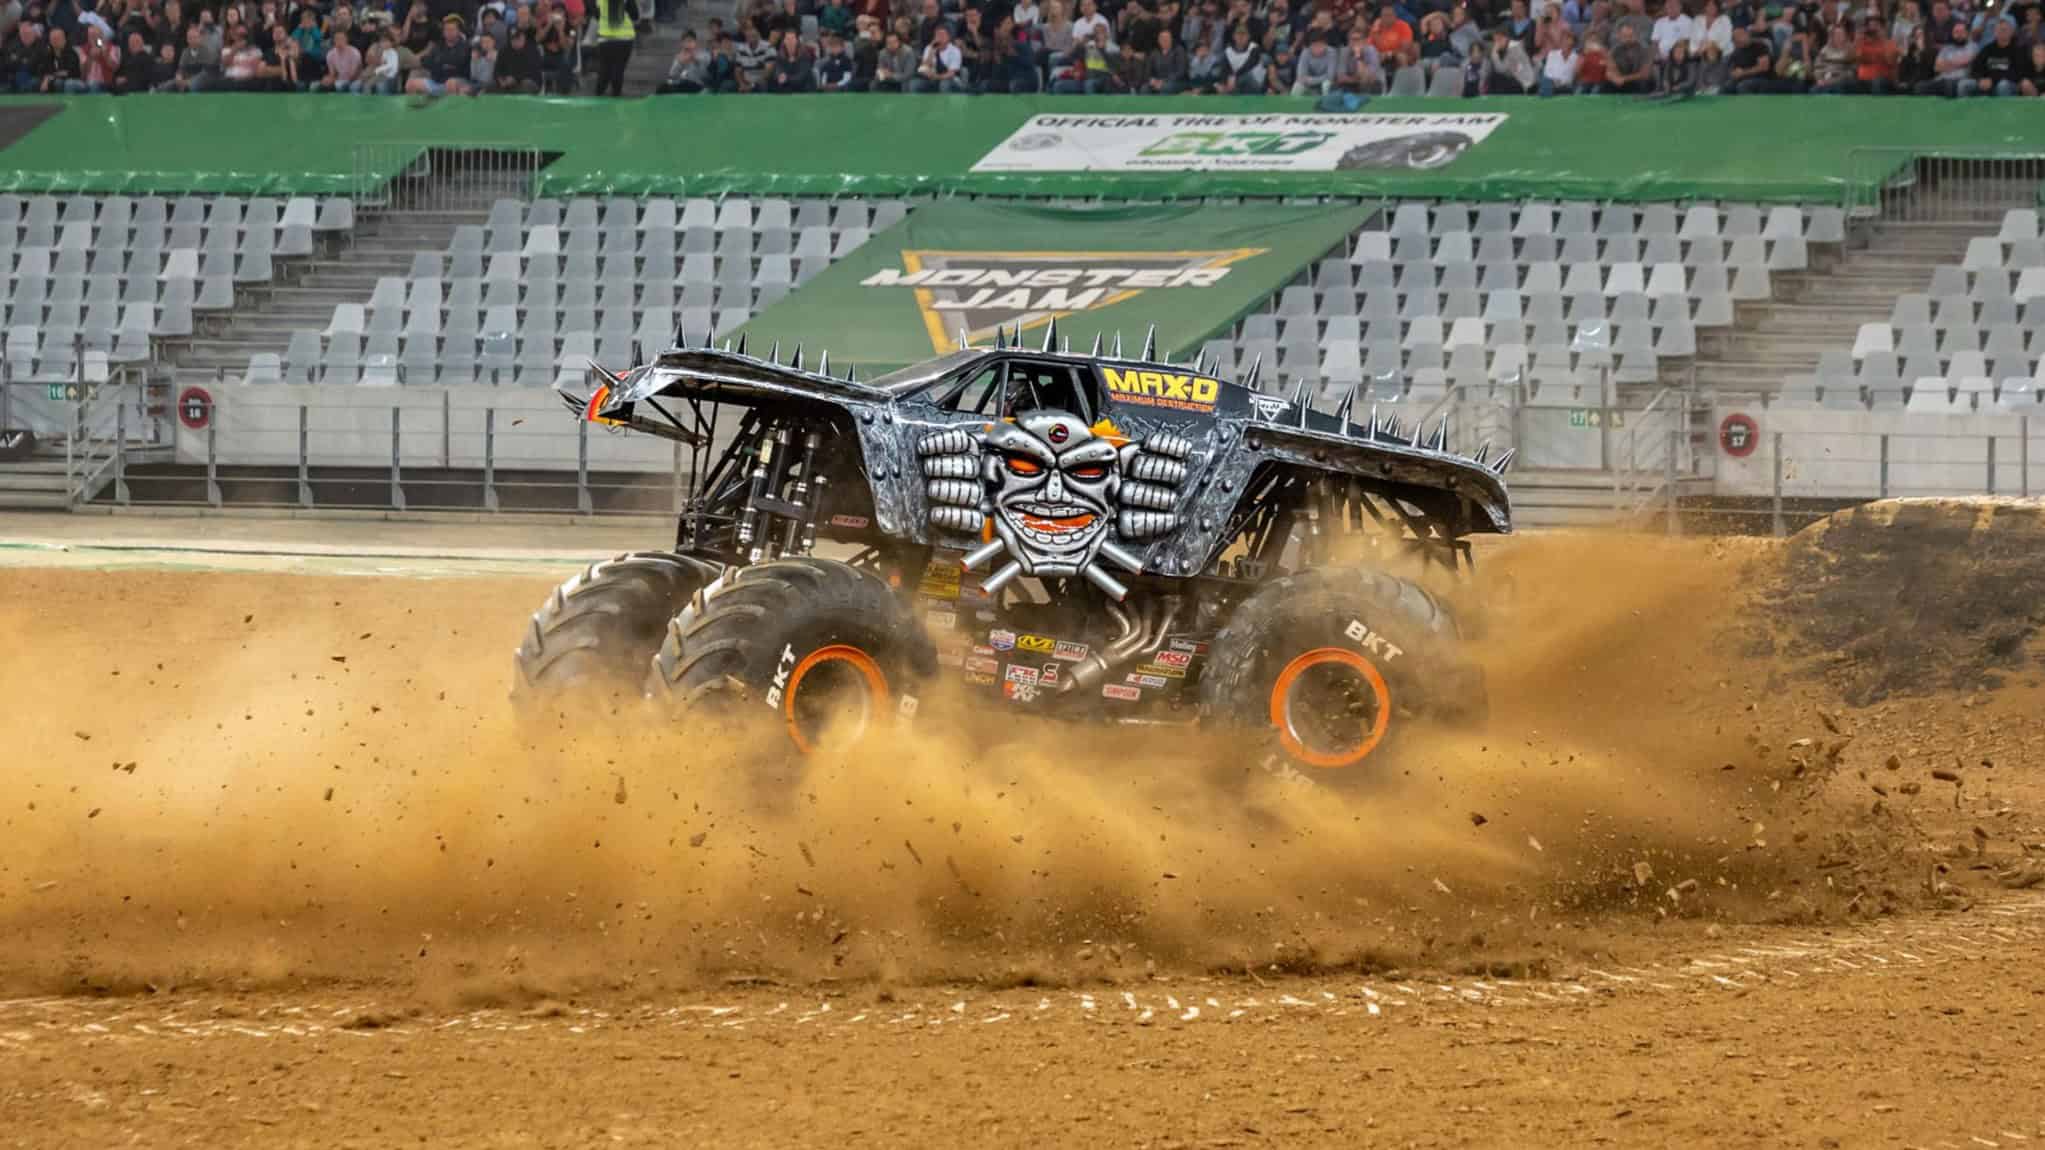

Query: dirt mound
[0,534,1987,1001]
[1772,498,2045,705]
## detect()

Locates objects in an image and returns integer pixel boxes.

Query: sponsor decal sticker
[1135,662,1187,679]
[1344,619,1406,661]
[1015,634,1057,654]
[1127,673,1170,689]
[989,629,1017,651]
[827,514,871,529]
[937,650,965,668]
[964,670,998,686]
[1166,636,1210,654]
[964,655,1000,675]
[971,644,996,657]
[1247,393,1290,423]
[1004,680,1039,702]
[1053,640,1090,662]
[926,609,958,631]
[1102,683,1142,701]
[1102,367,1222,414]
[1153,650,1194,669]
[764,643,797,710]
[1040,662,1060,685]
[1005,664,1041,685]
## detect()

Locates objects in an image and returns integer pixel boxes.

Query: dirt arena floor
[4,507,2045,1148]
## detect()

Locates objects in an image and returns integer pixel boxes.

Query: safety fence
[348,145,548,214]
[1843,149,2045,231]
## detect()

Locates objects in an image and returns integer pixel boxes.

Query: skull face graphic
[984,412,1118,577]
[917,406,1193,601]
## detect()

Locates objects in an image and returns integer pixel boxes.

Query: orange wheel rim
[1267,647,1392,769]
[783,644,889,755]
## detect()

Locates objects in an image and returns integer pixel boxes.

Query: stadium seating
[275,195,894,388]
[0,192,353,382]
[1224,200,1845,410]
[1777,209,2045,413]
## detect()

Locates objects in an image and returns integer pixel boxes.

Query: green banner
[731,200,1370,375]
[5,94,2045,203]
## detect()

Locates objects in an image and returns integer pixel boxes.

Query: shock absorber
[739,432,774,561]
[783,430,821,555]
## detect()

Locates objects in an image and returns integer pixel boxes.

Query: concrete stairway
[1689,221,1985,400]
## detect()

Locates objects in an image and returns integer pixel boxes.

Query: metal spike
[1409,419,1425,450]
[1112,331,1123,358]
[1140,324,1156,361]
[721,338,732,352]
[1090,332,1102,356]
[845,364,857,383]
[818,350,830,377]
[735,333,748,357]
[1384,414,1401,441]
[1041,317,1058,353]
[1474,441,1492,466]
[793,344,804,372]
[1061,336,1070,353]
[1429,417,1448,452]
[1243,353,1262,391]
[957,327,972,352]
[994,326,1006,351]
[1492,448,1517,474]
[1368,404,1381,436]
[770,340,781,365]
[1336,383,1359,432]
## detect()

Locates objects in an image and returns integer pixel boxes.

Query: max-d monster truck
[514,323,1513,783]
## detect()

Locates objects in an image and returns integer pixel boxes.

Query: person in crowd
[2,21,48,92]
[765,26,814,89]
[404,14,467,93]
[590,0,637,96]
[114,26,152,89]
[1658,30,1697,89]
[1186,28,1222,86]
[363,26,402,92]
[2024,42,2045,94]
[1386,38,1425,90]
[536,13,576,91]
[1051,20,1116,90]
[1606,18,1653,88]
[871,26,913,87]
[1809,21,1854,91]
[1070,0,1108,41]
[1040,0,1074,59]
[1691,0,1731,52]
[913,20,965,89]
[1725,20,1773,89]
[1145,24,1187,90]
[41,25,79,90]
[1851,17,1897,91]
[74,21,118,90]
[1290,27,1335,91]
[1335,25,1382,91]
[656,30,705,89]
[1415,10,1452,64]
[1538,21,1579,91]
[462,29,496,91]
[493,24,542,89]
[1483,22,1535,89]
[318,22,364,89]
[1695,34,1729,87]
[1215,19,1263,89]
[1575,29,1609,86]
[1970,17,2027,94]
[1447,1,1484,58]
[218,22,264,89]
[814,27,856,88]
[1369,5,1411,57]
[290,6,325,78]
[1649,0,1691,56]
[1773,24,1812,88]
[732,19,772,89]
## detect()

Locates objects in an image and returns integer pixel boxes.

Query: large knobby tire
[1199,567,1485,787]
[649,558,932,755]
[514,552,721,699]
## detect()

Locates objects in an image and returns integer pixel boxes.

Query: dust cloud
[0,534,1875,1001]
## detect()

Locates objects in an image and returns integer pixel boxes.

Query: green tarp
[731,200,1373,374]
[5,93,2045,203]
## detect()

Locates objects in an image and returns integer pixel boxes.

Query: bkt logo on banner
[1139,130,1338,158]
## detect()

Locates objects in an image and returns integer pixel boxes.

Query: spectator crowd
[0,0,654,92]
[0,0,2035,94]
[653,0,2045,96]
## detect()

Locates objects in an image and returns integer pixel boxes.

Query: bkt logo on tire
[1344,619,1405,662]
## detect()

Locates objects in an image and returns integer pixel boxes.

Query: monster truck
[514,323,1513,784]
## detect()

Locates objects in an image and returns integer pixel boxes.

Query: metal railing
[1844,149,2045,229]
[63,378,145,505]
[349,145,548,214]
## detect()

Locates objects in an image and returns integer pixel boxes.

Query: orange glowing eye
[1067,464,1109,480]
[1005,456,1044,476]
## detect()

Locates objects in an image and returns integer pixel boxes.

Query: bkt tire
[649,558,934,754]
[513,552,721,699]
[1199,567,1485,786]
[1335,130,1474,171]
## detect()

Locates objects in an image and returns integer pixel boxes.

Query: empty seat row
[497,224,868,263]
[1254,286,1737,330]
[0,194,352,235]
[1349,233,1804,272]
[1384,201,1844,244]
[486,197,906,238]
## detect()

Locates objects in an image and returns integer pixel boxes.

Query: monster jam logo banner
[861,251,1261,356]
[972,114,1508,174]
